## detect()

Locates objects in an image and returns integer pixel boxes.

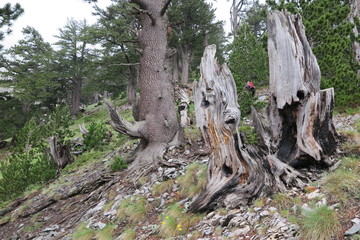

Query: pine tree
[228,23,269,113]
[0,3,23,49]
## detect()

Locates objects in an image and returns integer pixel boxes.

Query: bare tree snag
[268,11,338,167]
[190,11,338,212]
[189,45,284,212]
[47,136,73,174]
[106,0,179,172]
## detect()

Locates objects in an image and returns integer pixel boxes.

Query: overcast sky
[2,0,232,49]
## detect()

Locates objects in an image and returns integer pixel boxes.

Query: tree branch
[161,0,172,16]
[104,99,144,138]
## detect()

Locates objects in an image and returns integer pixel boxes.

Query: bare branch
[104,99,144,138]
[161,0,172,16]
[132,5,156,26]
[109,63,140,66]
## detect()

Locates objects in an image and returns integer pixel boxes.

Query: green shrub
[0,148,56,200]
[83,121,109,150]
[239,125,258,144]
[300,206,340,240]
[0,106,72,201]
[110,156,128,172]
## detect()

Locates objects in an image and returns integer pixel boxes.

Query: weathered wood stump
[189,11,338,212]
[267,10,338,167]
[47,136,74,174]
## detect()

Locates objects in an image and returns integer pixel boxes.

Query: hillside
[0,100,359,240]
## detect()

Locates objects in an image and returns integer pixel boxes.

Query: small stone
[43,225,59,232]
[206,212,215,219]
[260,210,270,217]
[254,207,262,212]
[228,216,246,228]
[344,223,360,235]
[147,198,155,202]
[202,227,214,236]
[228,226,251,237]
[287,224,300,233]
[316,198,327,207]
[351,218,360,224]
[269,207,277,212]
[210,215,222,226]
[307,189,323,199]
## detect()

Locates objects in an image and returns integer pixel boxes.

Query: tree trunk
[172,51,180,83]
[71,77,82,116]
[180,45,190,84]
[106,0,179,172]
[350,0,360,77]
[189,11,338,212]
[127,65,138,106]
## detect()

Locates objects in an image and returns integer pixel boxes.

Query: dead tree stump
[267,10,338,167]
[189,11,338,212]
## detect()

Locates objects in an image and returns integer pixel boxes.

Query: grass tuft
[119,228,136,240]
[177,162,207,198]
[95,224,116,240]
[152,179,174,197]
[301,206,340,240]
[159,203,203,238]
[72,222,95,240]
[322,156,360,205]
[117,196,147,223]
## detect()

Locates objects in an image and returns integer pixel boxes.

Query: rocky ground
[0,105,359,240]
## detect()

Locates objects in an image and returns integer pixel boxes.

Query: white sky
[2,0,232,49]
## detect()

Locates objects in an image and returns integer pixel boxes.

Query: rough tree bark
[106,0,179,172]
[180,45,190,84]
[189,11,338,212]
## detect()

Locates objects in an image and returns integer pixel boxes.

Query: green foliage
[0,107,72,200]
[168,0,226,81]
[83,121,109,150]
[0,3,24,49]
[110,156,127,172]
[177,162,207,198]
[229,23,269,88]
[300,206,340,240]
[0,148,56,200]
[239,125,258,144]
[63,150,104,174]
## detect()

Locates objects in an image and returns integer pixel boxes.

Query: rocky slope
[0,107,359,240]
